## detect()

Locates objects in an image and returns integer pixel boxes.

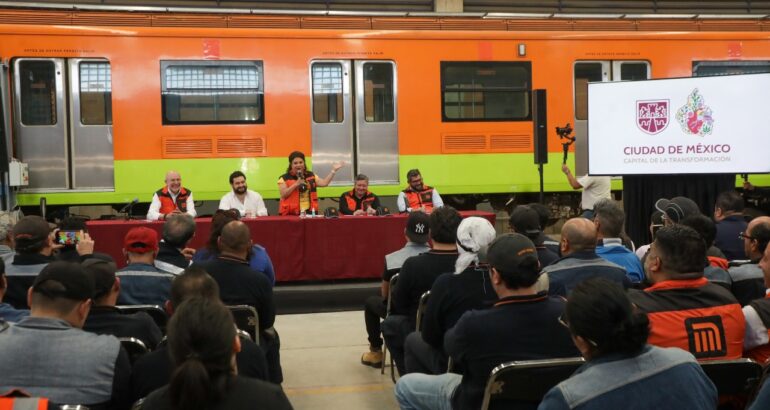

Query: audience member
[131,266,270,401]
[192,220,281,384]
[155,213,196,274]
[539,278,717,410]
[714,190,748,261]
[140,297,292,410]
[0,261,130,408]
[395,234,578,410]
[742,235,770,364]
[728,216,770,306]
[117,227,173,306]
[405,217,497,375]
[193,209,276,285]
[82,258,162,349]
[528,202,560,255]
[592,199,643,282]
[510,205,558,267]
[635,211,664,260]
[0,260,29,322]
[630,225,745,360]
[382,206,461,375]
[0,218,13,264]
[361,211,431,368]
[655,196,701,226]
[544,218,630,297]
[681,215,732,290]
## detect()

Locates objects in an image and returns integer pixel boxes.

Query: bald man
[147,171,196,221]
[729,216,770,306]
[543,217,630,297]
[742,217,770,364]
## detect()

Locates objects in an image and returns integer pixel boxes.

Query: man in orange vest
[147,171,196,221]
[397,169,443,214]
[339,174,381,216]
[740,216,770,363]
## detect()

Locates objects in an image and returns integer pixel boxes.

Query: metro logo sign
[636,100,669,135]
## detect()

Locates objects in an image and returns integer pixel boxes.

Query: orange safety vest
[343,190,377,214]
[708,255,729,270]
[402,186,435,212]
[746,295,770,365]
[0,397,49,410]
[155,186,192,215]
[279,172,318,216]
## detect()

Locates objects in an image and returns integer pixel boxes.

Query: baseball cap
[405,211,430,243]
[654,196,701,224]
[124,227,159,253]
[509,206,541,237]
[12,216,51,251]
[486,233,539,276]
[32,261,94,301]
[82,258,118,300]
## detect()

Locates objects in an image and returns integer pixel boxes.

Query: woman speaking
[277,151,344,216]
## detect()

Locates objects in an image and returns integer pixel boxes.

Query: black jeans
[382,314,414,376]
[404,331,448,375]
[364,295,387,348]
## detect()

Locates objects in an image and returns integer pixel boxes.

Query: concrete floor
[276,310,399,410]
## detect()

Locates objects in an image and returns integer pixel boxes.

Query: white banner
[587,73,770,175]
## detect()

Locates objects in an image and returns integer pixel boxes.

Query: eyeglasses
[739,232,755,241]
[558,313,598,347]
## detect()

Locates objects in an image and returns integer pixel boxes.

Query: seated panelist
[397,169,443,214]
[277,151,344,216]
[219,171,268,218]
[339,174,381,216]
[147,170,196,221]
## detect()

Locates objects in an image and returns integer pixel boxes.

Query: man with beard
[397,169,444,214]
[218,171,268,218]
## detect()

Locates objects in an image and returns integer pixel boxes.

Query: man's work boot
[361,346,383,368]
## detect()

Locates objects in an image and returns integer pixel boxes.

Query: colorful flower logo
[675,89,714,137]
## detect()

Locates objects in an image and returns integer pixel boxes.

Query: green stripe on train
[14,154,768,206]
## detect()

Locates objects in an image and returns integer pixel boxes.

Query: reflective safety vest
[279,172,318,216]
[402,186,435,212]
[747,296,770,364]
[0,397,49,410]
[343,190,377,214]
[155,186,191,215]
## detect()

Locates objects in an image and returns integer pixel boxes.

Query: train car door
[11,58,113,191]
[310,60,398,185]
[573,61,649,175]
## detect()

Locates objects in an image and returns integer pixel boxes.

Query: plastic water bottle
[300,210,306,219]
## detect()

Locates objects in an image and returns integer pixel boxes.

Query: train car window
[363,63,394,123]
[161,61,263,125]
[574,63,605,121]
[619,63,648,81]
[79,62,112,125]
[441,62,531,122]
[693,61,770,77]
[312,63,344,123]
[19,61,57,126]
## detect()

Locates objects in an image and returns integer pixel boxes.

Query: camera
[555,124,574,139]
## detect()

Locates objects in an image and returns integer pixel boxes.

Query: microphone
[119,198,139,214]
[297,171,307,193]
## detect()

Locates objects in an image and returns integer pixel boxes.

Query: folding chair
[119,337,149,364]
[381,273,399,381]
[227,305,260,346]
[416,290,430,331]
[480,357,585,410]
[700,358,763,397]
[115,304,168,331]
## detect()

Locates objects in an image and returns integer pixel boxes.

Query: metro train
[1,4,769,213]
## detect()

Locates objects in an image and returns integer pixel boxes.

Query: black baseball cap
[486,233,539,276]
[406,211,430,243]
[13,216,51,251]
[654,196,701,224]
[32,261,94,301]
[509,206,542,236]
[82,258,118,300]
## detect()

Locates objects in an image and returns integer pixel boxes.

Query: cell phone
[55,230,82,246]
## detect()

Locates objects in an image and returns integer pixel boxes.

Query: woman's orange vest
[402,186,435,212]
[156,186,191,215]
[279,171,318,216]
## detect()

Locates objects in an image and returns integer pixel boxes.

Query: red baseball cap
[124,227,159,254]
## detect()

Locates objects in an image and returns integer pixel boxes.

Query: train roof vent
[442,134,487,153]
[700,20,761,31]
[228,16,301,29]
[490,134,531,151]
[506,19,574,31]
[572,20,637,31]
[301,17,372,29]
[217,136,266,157]
[152,14,228,28]
[440,18,507,31]
[73,12,152,27]
[163,137,213,158]
[372,18,441,30]
[0,10,71,25]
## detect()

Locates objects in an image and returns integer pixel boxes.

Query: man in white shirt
[561,164,611,219]
[397,169,444,214]
[218,171,268,218]
[146,171,196,221]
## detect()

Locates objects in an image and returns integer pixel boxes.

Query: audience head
[527,202,551,232]
[564,278,649,360]
[406,169,424,191]
[560,218,597,256]
[13,215,52,255]
[168,266,220,314]
[123,227,159,263]
[486,233,540,292]
[429,206,462,245]
[217,221,252,256]
[760,236,770,289]
[206,209,240,254]
[593,199,625,239]
[645,225,706,282]
[509,206,541,243]
[58,216,87,236]
[287,151,306,174]
[229,171,248,195]
[165,171,183,194]
[681,214,718,248]
[167,297,238,410]
[714,190,744,221]
[29,261,94,328]
[163,214,196,248]
[454,217,496,274]
[0,219,12,246]
[82,258,119,306]
[648,211,664,240]
[744,216,770,261]
[654,196,700,226]
[405,211,430,244]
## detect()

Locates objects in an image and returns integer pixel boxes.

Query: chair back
[416,290,430,331]
[480,357,585,410]
[118,337,149,364]
[115,305,168,331]
[700,358,763,396]
[227,305,260,345]
[385,273,399,316]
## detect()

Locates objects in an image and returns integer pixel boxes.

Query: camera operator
[561,163,611,220]
[743,180,770,216]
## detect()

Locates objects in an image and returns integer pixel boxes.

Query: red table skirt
[86,211,496,282]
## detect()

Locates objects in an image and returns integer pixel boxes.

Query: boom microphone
[119,198,139,214]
